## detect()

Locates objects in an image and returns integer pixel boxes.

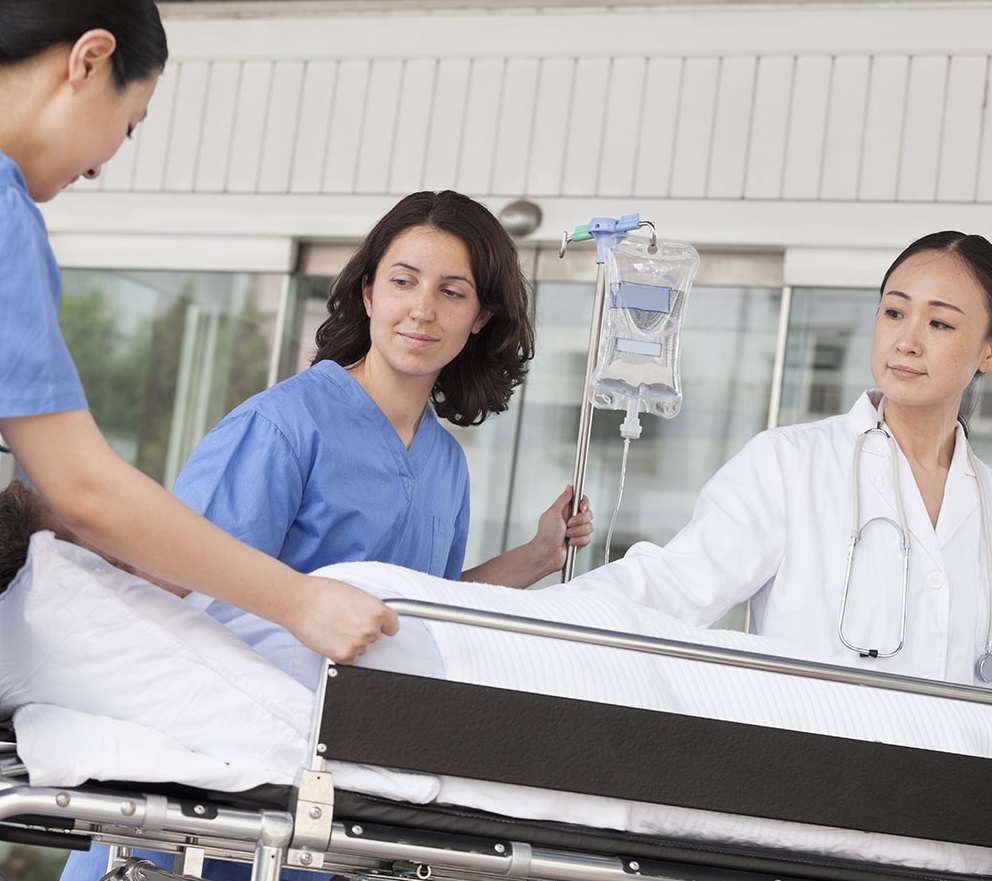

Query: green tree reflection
[60,287,269,485]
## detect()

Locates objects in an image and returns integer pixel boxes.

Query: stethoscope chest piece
[977,651,992,684]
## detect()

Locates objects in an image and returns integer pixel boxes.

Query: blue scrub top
[175,359,470,577]
[174,359,471,685]
[0,150,87,419]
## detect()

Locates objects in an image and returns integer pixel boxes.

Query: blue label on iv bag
[614,282,672,313]
[616,338,664,357]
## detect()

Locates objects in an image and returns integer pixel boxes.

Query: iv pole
[560,215,645,581]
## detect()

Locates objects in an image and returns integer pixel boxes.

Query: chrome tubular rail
[383,598,992,707]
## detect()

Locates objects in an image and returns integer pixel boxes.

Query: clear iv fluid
[590,234,699,420]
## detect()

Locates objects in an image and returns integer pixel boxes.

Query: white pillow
[0,532,312,787]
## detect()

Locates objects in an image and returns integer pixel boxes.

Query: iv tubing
[604,436,632,565]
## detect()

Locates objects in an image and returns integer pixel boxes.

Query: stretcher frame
[2,599,992,881]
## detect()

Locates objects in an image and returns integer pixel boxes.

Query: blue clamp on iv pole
[559,214,643,581]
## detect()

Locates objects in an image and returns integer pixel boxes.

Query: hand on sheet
[288,575,400,664]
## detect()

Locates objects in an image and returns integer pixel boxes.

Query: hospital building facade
[7,0,992,589]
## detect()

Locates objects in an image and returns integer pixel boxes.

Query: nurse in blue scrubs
[0,0,396,675]
[173,190,594,687]
[61,190,593,881]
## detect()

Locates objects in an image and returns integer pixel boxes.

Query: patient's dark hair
[0,479,66,594]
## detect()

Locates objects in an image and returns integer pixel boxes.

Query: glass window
[778,287,875,428]
[60,269,286,490]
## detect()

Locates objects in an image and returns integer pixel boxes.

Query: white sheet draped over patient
[4,532,992,874]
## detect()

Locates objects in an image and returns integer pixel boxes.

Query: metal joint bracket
[291,768,335,851]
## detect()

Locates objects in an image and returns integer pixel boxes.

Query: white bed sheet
[3,534,991,874]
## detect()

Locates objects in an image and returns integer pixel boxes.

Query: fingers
[301,577,400,664]
[381,604,401,636]
[551,484,573,514]
[565,493,594,547]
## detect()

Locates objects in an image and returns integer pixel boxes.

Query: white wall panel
[528,59,576,197]
[195,62,241,192]
[979,63,992,203]
[633,58,682,199]
[670,58,720,199]
[708,57,757,199]
[938,55,988,202]
[423,59,472,192]
[258,62,305,193]
[47,4,992,261]
[226,61,273,192]
[458,59,505,195]
[322,59,371,193]
[491,59,540,197]
[898,56,948,202]
[781,56,832,200]
[559,58,610,198]
[598,58,647,198]
[859,56,909,202]
[354,60,403,194]
[820,56,870,200]
[131,67,178,191]
[164,60,210,192]
[290,61,338,194]
[387,60,436,194]
[744,56,794,200]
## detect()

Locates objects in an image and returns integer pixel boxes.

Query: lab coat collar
[845,390,979,556]
[935,420,980,545]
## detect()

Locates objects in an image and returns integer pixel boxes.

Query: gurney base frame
[1,767,988,881]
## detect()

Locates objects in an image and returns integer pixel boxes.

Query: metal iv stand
[559,214,655,581]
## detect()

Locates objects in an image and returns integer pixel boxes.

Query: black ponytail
[0,0,167,89]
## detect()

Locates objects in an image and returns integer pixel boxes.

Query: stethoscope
[837,399,992,682]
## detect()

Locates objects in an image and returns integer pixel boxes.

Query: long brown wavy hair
[312,191,535,427]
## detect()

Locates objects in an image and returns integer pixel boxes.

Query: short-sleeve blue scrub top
[0,150,87,422]
[59,362,472,881]
[175,359,472,688]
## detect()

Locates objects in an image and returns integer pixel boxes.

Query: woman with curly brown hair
[172,190,592,689]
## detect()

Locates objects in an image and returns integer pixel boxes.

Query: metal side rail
[383,598,992,706]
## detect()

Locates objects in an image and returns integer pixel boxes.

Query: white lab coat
[569,391,992,685]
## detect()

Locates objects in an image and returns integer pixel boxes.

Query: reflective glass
[60,269,285,489]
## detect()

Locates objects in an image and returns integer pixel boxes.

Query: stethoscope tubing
[837,400,992,683]
[837,424,909,659]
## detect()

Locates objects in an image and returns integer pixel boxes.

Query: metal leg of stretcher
[0,781,295,881]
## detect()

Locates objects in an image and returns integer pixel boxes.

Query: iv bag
[589,234,699,419]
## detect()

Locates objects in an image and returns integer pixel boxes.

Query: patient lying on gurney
[3,476,992,793]
[7,485,992,878]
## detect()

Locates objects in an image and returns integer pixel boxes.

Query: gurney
[3,534,992,881]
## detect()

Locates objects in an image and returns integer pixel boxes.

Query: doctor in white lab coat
[570,231,992,685]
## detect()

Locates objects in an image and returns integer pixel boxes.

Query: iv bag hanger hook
[559,214,648,581]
